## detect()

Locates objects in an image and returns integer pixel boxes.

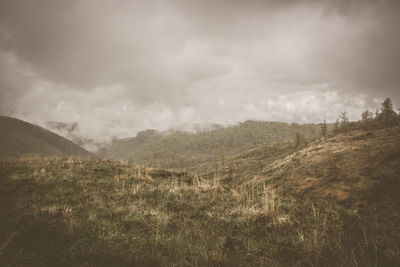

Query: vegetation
[1,123,399,266]
[320,120,327,139]
[334,97,400,134]
[104,121,328,168]
[1,98,399,266]
[191,141,296,186]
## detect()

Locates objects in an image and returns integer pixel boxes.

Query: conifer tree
[361,110,373,123]
[339,111,349,129]
[376,97,397,125]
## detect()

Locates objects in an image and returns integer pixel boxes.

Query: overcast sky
[1,0,399,141]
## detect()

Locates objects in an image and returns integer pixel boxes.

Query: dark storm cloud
[306,0,400,93]
[0,0,399,143]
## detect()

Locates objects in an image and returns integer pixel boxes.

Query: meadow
[1,149,399,266]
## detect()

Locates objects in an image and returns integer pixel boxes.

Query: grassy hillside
[0,116,93,159]
[247,126,400,202]
[104,120,327,168]
[191,141,297,186]
[194,124,400,200]
[1,124,399,266]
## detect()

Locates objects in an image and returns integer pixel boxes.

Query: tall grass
[0,157,399,266]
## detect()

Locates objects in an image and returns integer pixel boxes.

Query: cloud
[0,0,399,143]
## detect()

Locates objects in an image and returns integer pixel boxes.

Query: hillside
[192,141,296,185]
[104,120,328,168]
[194,123,400,202]
[1,124,399,266]
[245,125,400,202]
[0,116,93,158]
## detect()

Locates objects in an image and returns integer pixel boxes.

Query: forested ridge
[104,120,329,168]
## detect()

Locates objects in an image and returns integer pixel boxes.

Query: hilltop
[104,120,328,168]
[0,116,93,159]
[194,122,400,202]
[249,125,400,202]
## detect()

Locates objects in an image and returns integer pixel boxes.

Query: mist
[1,0,399,143]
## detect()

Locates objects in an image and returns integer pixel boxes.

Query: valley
[1,111,399,266]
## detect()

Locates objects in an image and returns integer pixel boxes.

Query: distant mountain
[104,120,330,168]
[45,121,225,153]
[0,116,93,158]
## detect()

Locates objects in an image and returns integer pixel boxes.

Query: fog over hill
[1,0,400,139]
[44,120,226,153]
[0,116,92,158]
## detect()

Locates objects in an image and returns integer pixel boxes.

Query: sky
[1,0,399,142]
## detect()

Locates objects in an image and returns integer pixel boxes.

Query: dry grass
[1,125,400,266]
[245,126,400,202]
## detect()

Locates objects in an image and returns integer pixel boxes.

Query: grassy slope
[191,141,297,186]
[0,125,399,266]
[105,121,326,168]
[245,125,400,202]
[0,116,92,159]
[194,124,400,200]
